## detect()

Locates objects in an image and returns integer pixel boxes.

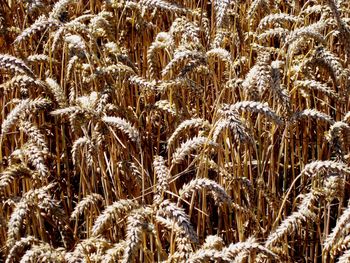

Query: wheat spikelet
[156,214,194,261]
[210,28,226,49]
[92,199,139,236]
[325,0,350,57]
[65,34,87,55]
[71,136,94,168]
[1,99,29,137]
[338,249,350,263]
[330,234,350,257]
[202,235,224,250]
[206,48,233,69]
[265,191,319,247]
[51,21,92,54]
[158,200,198,244]
[157,77,190,93]
[19,120,48,152]
[300,4,326,16]
[242,51,272,97]
[168,118,211,149]
[27,54,55,64]
[326,121,350,157]
[324,175,344,204]
[179,178,231,205]
[45,78,68,108]
[169,16,202,44]
[258,13,298,30]
[88,64,135,81]
[258,27,290,42]
[162,50,205,78]
[1,99,30,138]
[122,207,152,263]
[5,236,41,263]
[71,193,104,220]
[0,165,32,193]
[129,75,157,92]
[286,21,327,47]
[172,136,216,164]
[313,46,345,87]
[223,237,278,261]
[146,32,173,80]
[172,231,194,261]
[247,0,270,22]
[19,243,65,263]
[6,184,55,248]
[222,101,283,125]
[140,0,188,14]
[291,109,335,125]
[89,11,113,39]
[301,160,350,178]
[102,241,126,263]
[49,0,74,20]
[51,26,65,53]
[0,75,45,94]
[95,89,111,114]
[154,100,177,116]
[188,248,225,262]
[189,237,278,262]
[212,116,253,145]
[324,201,350,254]
[14,15,60,44]
[328,121,350,140]
[0,54,34,77]
[32,183,59,213]
[270,61,291,113]
[155,214,175,231]
[24,141,49,179]
[70,236,110,260]
[213,0,234,27]
[66,55,79,81]
[102,116,140,145]
[295,79,337,100]
[1,98,50,137]
[153,155,170,204]
[50,106,81,117]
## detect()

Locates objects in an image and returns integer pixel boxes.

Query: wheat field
[1,0,350,262]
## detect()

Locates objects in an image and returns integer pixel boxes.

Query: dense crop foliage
[1,0,350,262]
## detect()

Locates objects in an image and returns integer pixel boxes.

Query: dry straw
[2,0,350,262]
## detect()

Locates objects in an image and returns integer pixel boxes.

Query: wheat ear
[153,155,170,204]
[179,178,231,205]
[92,199,139,236]
[0,54,34,77]
[122,207,152,263]
[265,191,319,248]
[5,236,41,263]
[0,165,32,193]
[102,116,140,145]
[172,136,216,164]
[324,201,350,254]
[19,243,65,263]
[71,193,104,220]
[168,118,210,149]
[158,200,198,244]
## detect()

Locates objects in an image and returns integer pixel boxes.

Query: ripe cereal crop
[1,0,350,262]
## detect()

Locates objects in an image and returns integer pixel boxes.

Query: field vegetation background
[1,0,350,262]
